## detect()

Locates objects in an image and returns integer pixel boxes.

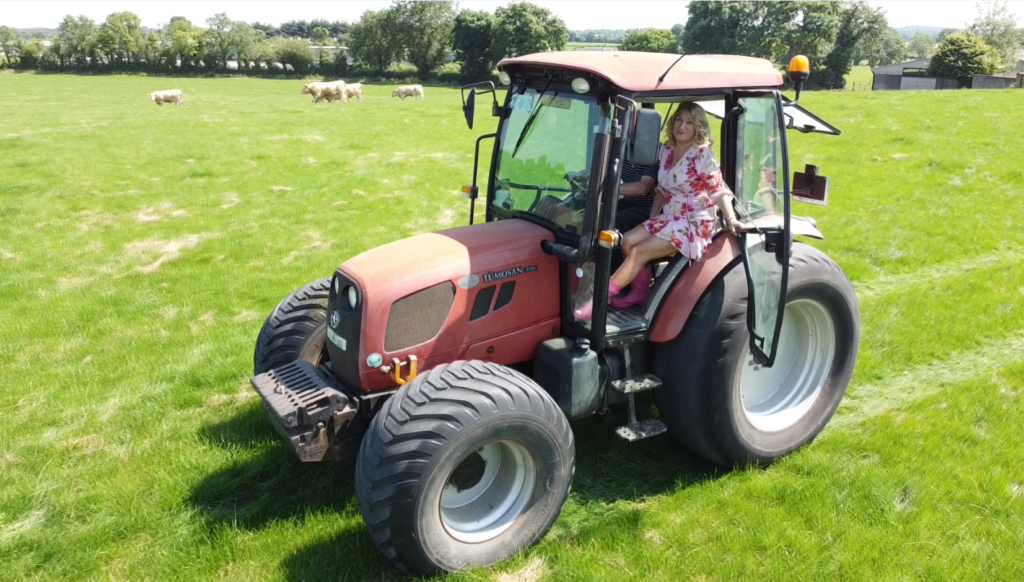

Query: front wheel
[355,360,575,576]
[654,242,860,466]
[253,278,330,375]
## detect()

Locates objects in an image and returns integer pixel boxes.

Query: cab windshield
[491,88,605,233]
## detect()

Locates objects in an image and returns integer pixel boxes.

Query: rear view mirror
[629,108,662,166]
[461,81,500,130]
[792,164,830,206]
[463,90,476,130]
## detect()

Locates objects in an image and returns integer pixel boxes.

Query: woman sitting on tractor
[575,102,745,321]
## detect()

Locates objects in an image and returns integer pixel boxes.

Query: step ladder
[610,374,668,441]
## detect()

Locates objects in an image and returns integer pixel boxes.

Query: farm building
[972,72,1023,89]
[871,59,958,91]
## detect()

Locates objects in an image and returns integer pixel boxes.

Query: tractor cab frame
[461,52,839,372]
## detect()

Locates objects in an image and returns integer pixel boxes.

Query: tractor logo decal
[457,274,480,289]
[481,265,536,283]
[330,311,340,329]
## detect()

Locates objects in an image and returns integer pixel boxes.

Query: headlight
[333,277,339,294]
[346,286,358,311]
[571,77,590,94]
[498,71,511,86]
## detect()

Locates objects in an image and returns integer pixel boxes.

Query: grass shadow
[568,404,728,504]
[190,406,359,531]
[188,446,357,530]
[280,528,401,582]
[197,402,280,450]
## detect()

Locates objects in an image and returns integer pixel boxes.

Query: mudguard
[649,235,743,343]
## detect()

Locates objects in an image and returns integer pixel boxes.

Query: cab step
[611,374,667,441]
[611,374,662,394]
[615,418,668,441]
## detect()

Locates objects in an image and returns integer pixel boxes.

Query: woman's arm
[649,189,665,218]
[697,147,743,234]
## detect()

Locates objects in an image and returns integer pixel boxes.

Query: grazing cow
[344,83,363,103]
[150,89,184,107]
[321,80,348,103]
[301,81,347,103]
[391,84,424,100]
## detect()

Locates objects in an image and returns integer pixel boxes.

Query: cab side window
[735,96,783,222]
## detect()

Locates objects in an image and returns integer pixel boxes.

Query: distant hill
[895,26,946,41]
[14,27,57,39]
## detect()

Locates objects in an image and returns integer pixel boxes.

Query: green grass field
[844,65,873,91]
[2,74,1024,581]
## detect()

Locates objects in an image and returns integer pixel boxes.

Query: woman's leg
[620,224,650,258]
[573,232,676,321]
[611,233,676,288]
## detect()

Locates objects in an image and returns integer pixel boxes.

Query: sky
[2,0,1021,31]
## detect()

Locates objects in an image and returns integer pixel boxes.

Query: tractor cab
[461,52,839,368]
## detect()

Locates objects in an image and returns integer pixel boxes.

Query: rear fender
[649,235,742,343]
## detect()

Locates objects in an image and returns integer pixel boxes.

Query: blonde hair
[664,102,713,148]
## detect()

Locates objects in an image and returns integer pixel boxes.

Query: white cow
[343,83,363,102]
[391,84,424,100]
[301,81,347,103]
[149,89,183,107]
[321,80,348,103]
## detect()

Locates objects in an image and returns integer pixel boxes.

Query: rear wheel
[253,278,330,375]
[355,360,574,576]
[654,243,859,466]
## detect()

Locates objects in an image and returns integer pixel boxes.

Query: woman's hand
[726,215,746,236]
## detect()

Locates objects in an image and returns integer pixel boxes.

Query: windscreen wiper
[511,78,554,159]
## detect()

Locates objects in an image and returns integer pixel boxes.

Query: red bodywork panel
[340,219,560,391]
[498,52,783,93]
[649,234,742,343]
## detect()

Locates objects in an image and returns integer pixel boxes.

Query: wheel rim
[740,299,835,432]
[439,440,537,543]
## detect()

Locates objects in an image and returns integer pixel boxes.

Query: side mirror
[463,89,476,130]
[629,108,662,166]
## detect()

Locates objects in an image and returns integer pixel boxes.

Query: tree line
[0,1,568,81]
[1,0,1020,87]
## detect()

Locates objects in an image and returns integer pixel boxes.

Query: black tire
[654,242,859,467]
[355,360,575,576]
[253,278,331,375]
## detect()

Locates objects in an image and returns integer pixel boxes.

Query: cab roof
[497,51,784,93]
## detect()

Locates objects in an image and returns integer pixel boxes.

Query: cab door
[733,93,789,367]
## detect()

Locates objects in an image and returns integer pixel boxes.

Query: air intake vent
[494,281,516,311]
[384,282,456,352]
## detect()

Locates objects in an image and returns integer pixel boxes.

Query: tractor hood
[328,219,561,390]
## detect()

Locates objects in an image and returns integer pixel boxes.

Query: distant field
[844,65,874,90]
[2,74,1023,581]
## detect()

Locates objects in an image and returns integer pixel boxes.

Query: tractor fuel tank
[326,219,561,391]
[534,337,601,420]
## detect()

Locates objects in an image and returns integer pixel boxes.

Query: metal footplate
[251,360,357,462]
[611,374,668,442]
[611,374,663,394]
[615,419,668,441]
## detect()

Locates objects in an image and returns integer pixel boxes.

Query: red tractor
[250,52,858,575]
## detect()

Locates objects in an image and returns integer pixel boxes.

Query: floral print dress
[644,143,733,261]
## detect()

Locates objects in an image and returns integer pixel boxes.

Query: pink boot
[573,282,622,321]
[610,266,652,309]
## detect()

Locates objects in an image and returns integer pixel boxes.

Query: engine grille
[384,282,456,352]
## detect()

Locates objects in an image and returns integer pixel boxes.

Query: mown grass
[1,74,1023,581]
